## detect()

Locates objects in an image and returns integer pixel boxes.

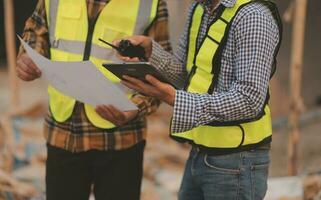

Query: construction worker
[117,0,282,199]
[16,0,171,199]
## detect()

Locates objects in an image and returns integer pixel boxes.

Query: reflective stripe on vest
[45,0,158,128]
[171,0,281,149]
[47,0,156,61]
[49,39,119,62]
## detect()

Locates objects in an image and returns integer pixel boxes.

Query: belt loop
[70,134,76,153]
[192,145,200,153]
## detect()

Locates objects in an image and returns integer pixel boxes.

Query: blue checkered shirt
[150,0,280,133]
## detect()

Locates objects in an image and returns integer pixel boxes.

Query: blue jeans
[178,147,270,200]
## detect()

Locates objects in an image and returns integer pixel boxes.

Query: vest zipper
[83,15,100,61]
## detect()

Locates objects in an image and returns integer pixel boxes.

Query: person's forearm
[171,84,269,133]
[150,40,188,89]
[171,10,279,133]
[148,1,194,89]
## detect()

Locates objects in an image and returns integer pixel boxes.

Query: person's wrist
[143,36,152,59]
[164,88,176,106]
[126,110,139,123]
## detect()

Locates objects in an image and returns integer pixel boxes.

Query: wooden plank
[0,169,36,197]
[288,0,308,176]
[0,116,14,172]
[4,0,20,110]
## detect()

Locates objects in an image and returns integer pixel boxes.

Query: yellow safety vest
[171,0,282,152]
[44,0,159,129]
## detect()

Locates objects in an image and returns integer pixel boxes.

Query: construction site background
[0,0,320,199]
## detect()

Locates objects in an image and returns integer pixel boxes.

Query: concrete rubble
[0,70,320,200]
[303,175,321,200]
[0,102,321,200]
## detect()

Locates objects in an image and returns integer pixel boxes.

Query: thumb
[126,37,141,46]
[145,75,163,88]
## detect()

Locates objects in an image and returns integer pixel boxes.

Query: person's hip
[181,147,270,199]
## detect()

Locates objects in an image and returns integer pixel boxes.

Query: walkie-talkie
[98,38,147,61]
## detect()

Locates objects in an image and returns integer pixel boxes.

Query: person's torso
[192,1,279,94]
[45,0,159,129]
[170,0,281,154]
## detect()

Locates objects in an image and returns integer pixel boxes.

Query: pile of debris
[0,103,46,200]
[303,174,321,200]
[0,102,320,200]
[266,173,321,200]
[0,169,36,200]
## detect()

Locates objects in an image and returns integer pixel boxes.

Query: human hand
[121,75,176,106]
[113,35,152,62]
[95,105,138,126]
[16,53,41,81]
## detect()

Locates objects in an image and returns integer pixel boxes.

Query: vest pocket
[103,28,128,43]
[60,3,82,19]
[56,3,84,40]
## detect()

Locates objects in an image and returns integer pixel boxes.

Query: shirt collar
[202,0,236,8]
[221,0,237,8]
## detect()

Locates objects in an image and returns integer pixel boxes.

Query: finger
[112,40,121,47]
[123,110,138,121]
[102,105,118,120]
[95,106,115,122]
[121,80,142,92]
[145,75,164,88]
[123,38,141,46]
[126,57,140,62]
[107,105,126,121]
[101,105,124,126]
[115,53,128,61]
[118,56,140,62]
[95,106,107,118]
[121,76,148,92]
[123,75,156,92]
[115,54,138,62]
[121,79,156,97]
[102,106,124,126]
[17,59,39,76]
[17,67,35,81]
[20,55,41,75]
[17,68,27,80]
[122,75,146,86]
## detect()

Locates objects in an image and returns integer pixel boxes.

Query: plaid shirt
[150,0,280,133]
[20,0,171,152]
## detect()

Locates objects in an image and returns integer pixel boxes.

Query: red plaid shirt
[20,0,171,152]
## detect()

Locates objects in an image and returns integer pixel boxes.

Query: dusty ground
[1,1,321,198]
[1,65,320,199]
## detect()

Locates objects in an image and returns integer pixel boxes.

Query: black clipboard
[102,62,178,88]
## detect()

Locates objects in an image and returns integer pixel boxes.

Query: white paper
[19,37,137,111]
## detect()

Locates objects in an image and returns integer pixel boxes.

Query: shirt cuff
[149,40,166,71]
[171,90,199,133]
